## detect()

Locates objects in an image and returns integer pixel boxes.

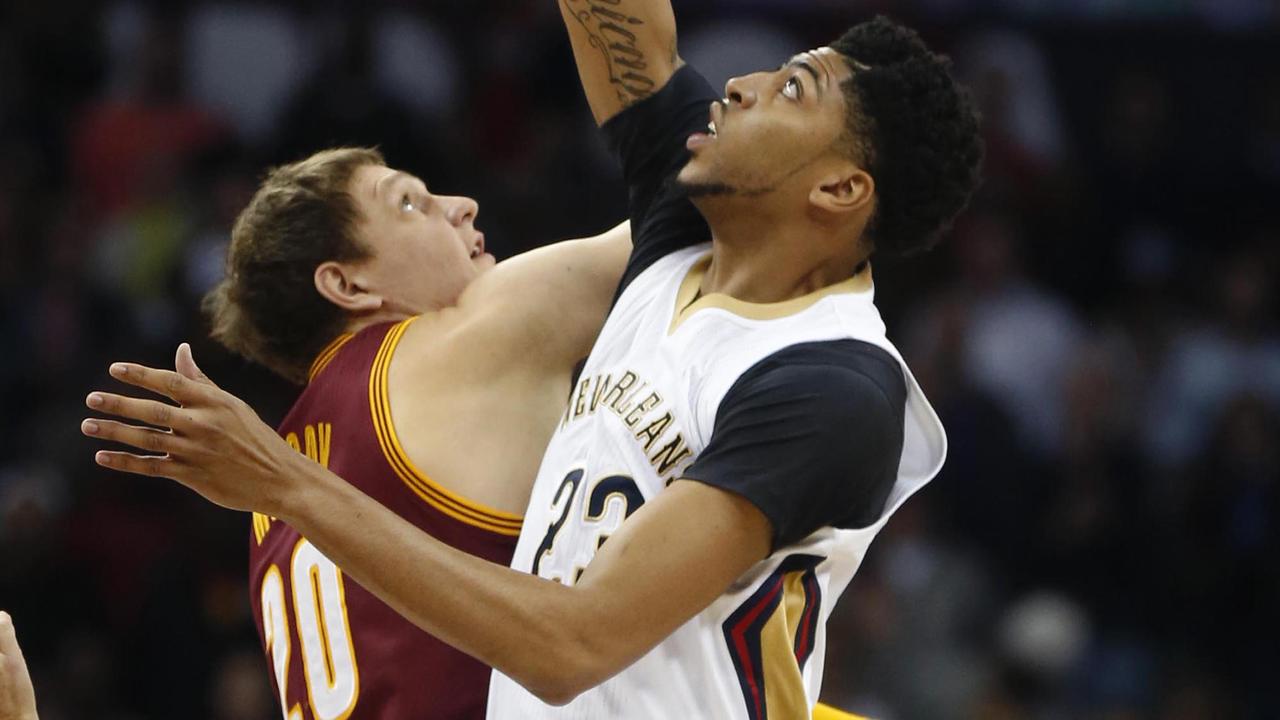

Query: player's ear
[314,261,383,313]
[809,167,874,216]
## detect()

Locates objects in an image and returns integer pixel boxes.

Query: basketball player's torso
[489,245,946,719]
[249,317,553,720]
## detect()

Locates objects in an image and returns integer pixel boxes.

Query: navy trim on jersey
[722,554,825,720]
[682,340,907,550]
[601,65,717,298]
[793,566,823,672]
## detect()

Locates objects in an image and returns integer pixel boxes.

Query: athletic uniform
[486,67,946,719]
[250,319,521,720]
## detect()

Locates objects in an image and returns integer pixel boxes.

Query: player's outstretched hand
[81,343,307,516]
[0,612,38,720]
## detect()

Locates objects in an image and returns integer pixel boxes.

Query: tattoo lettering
[562,0,658,106]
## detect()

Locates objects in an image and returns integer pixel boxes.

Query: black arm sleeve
[600,66,718,293]
[680,340,907,550]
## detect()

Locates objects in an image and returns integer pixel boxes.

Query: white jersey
[486,244,947,719]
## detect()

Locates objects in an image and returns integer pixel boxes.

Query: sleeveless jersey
[486,245,947,719]
[250,318,522,720]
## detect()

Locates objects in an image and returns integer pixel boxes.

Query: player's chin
[472,252,497,271]
[677,157,705,183]
[676,162,716,193]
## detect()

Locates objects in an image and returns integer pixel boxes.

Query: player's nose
[724,75,757,109]
[445,196,479,227]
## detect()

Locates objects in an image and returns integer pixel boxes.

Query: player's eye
[782,76,802,100]
[400,194,417,213]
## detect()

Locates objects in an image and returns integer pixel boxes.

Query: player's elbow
[526,679,582,707]
[519,632,612,705]
[519,665,594,706]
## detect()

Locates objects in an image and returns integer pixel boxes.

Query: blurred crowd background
[1,0,1277,718]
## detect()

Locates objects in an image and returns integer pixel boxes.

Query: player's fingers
[85,392,191,431]
[93,450,184,480]
[174,343,218,389]
[108,361,209,404]
[81,418,191,456]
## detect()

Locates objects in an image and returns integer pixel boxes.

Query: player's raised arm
[452,220,631,371]
[563,1,717,288]
[558,0,683,125]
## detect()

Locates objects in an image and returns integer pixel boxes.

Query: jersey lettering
[532,469,645,584]
[261,566,303,720]
[259,539,360,720]
[291,541,359,719]
[558,369,694,482]
[531,469,584,581]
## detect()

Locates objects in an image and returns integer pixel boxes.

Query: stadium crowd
[0,1,1276,717]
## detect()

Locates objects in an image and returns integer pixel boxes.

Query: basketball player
[113,146,631,720]
[214,147,636,719]
[80,9,981,720]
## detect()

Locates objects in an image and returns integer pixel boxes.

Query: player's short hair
[830,16,983,260]
[204,147,385,384]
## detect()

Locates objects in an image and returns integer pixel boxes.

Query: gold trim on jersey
[369,317,523,536]
[669,253,873,334]
[758,575,812,720]
[812,703,869,720]
[253,512,274,545]
[309,333,355,383]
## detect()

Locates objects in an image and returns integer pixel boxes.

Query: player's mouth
[686,101,722,151]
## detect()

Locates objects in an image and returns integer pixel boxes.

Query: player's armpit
[557,0,684,125]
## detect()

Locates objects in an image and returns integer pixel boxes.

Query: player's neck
[698,201,864,304]
[342,308,416,336]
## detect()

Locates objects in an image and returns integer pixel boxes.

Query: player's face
[349,164,495,313]
[678,48,857,199]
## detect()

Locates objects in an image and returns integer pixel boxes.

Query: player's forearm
[280,464,611,703]
[558,0,682,124]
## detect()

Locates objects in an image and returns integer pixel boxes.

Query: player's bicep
[456,222,631,367]
[570,479,772,680]
[558,0,683,125]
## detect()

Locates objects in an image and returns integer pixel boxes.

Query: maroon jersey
[249,319,521,720]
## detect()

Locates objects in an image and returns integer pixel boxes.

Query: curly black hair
[830,16,983,260]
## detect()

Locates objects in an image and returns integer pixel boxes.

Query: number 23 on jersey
[532,469,645,583]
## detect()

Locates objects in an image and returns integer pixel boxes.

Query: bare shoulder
[386,305,493,384]
[456,222,630,316]
[379,307,559,518]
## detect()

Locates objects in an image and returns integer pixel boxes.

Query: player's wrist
[267,452,343,528]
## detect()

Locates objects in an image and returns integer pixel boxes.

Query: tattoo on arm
[562,0,659,108]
